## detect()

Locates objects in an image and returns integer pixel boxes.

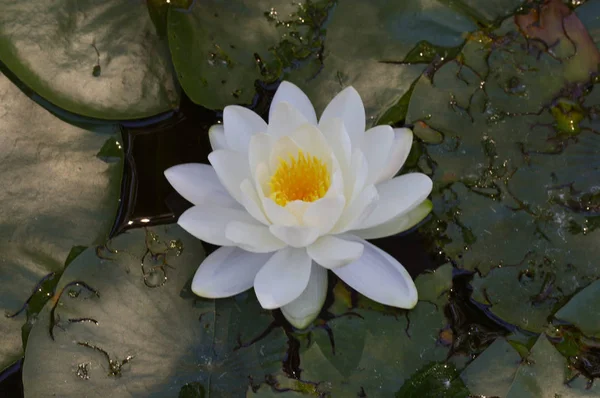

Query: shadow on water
[0,359,23,397]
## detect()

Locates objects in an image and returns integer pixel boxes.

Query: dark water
[111,95,219,234]
[0,359,23,397]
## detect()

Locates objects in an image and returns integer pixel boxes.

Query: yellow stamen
[269,149,330,206]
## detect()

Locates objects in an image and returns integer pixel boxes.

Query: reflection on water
[111,95,218,235]
[111,83,278,236]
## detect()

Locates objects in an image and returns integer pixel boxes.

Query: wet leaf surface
[438,0,525,26]
[250,266,453,397]
[0,71,122,372]
[506,334,600,397]
[555,280,600,338]
[407,2,600,333]
[22,225,288,397]
[395,362,469,398]
[290,0,474,124]
[0,0,179,119]
[456,275,600,397]
[460,337,521,397]
[167,0,480,123]
[3,1,600,397]
[168,0,299,110]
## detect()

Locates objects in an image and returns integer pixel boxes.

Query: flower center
[269,149,330,206]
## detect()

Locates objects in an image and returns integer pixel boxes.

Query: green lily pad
[167,0,477,122]
[555,280,600,338]
[407,10,600,333]
[439,0,524,26]
[168,0,297,110]
[22,225,288,397]
[577,0,600,49]
[460,337,521,397]
[457,283,600,397]
[415,263,453,305]
[254,265,452,397]
[292,0,475,123]
[505,335,600,397]
[0,0,179,119]
[396,362,469,398]
[0,72,122,372]
[459,331,600,398]
[293,304,448,397]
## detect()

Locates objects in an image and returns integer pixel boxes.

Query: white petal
[192,246,270,298]
[319,117,351,170]
[225,221,287,253]
[346,150,369,202]
[208,124,227,151]
[263,197,299,226]
[254,247,312,309]
[208,149,250,204]
[307,235,363,269]
[249,133,274,178]
[254,161,272,198]
[376,128,414,184]
[289,123,333,162]
[354,200,433,240]
[303,196,346,234]
[284,200,310,222]
[270,81,317,125]
[358,173,433,230]
[164,163,236,207]
[319,86,366,150]
[178,205,255,246]
[325,169,345,199]
[269,136,302,172]
[240,179,270,225]
[281,263,327,328]
[333,237,418,308]
[269,225,320,248]
[223,105,267,152]
[332,184,379,234]
[268,102,309,138]
[361,125,395,185]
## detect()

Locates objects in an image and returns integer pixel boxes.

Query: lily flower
[165,81,433,328]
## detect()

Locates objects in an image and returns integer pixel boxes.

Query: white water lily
[165,81,433,328]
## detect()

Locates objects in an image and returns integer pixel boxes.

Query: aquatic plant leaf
[577,0,600,49]
[460,338,521,397]
[167,0,476,122]
[460,290,600,398]
[0,0,179,119]
[516,0,600,83]
[437,0,524,26]
[407,6,600,333]
[0,72,122,373]
[167,0,296,110]
[414,263,453,305]
[255,267,452,397]
[505,335,600,397]
[291,0,474,123]
[22,225,288,397]
[554,280,600,338]
[395,362,470,398]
